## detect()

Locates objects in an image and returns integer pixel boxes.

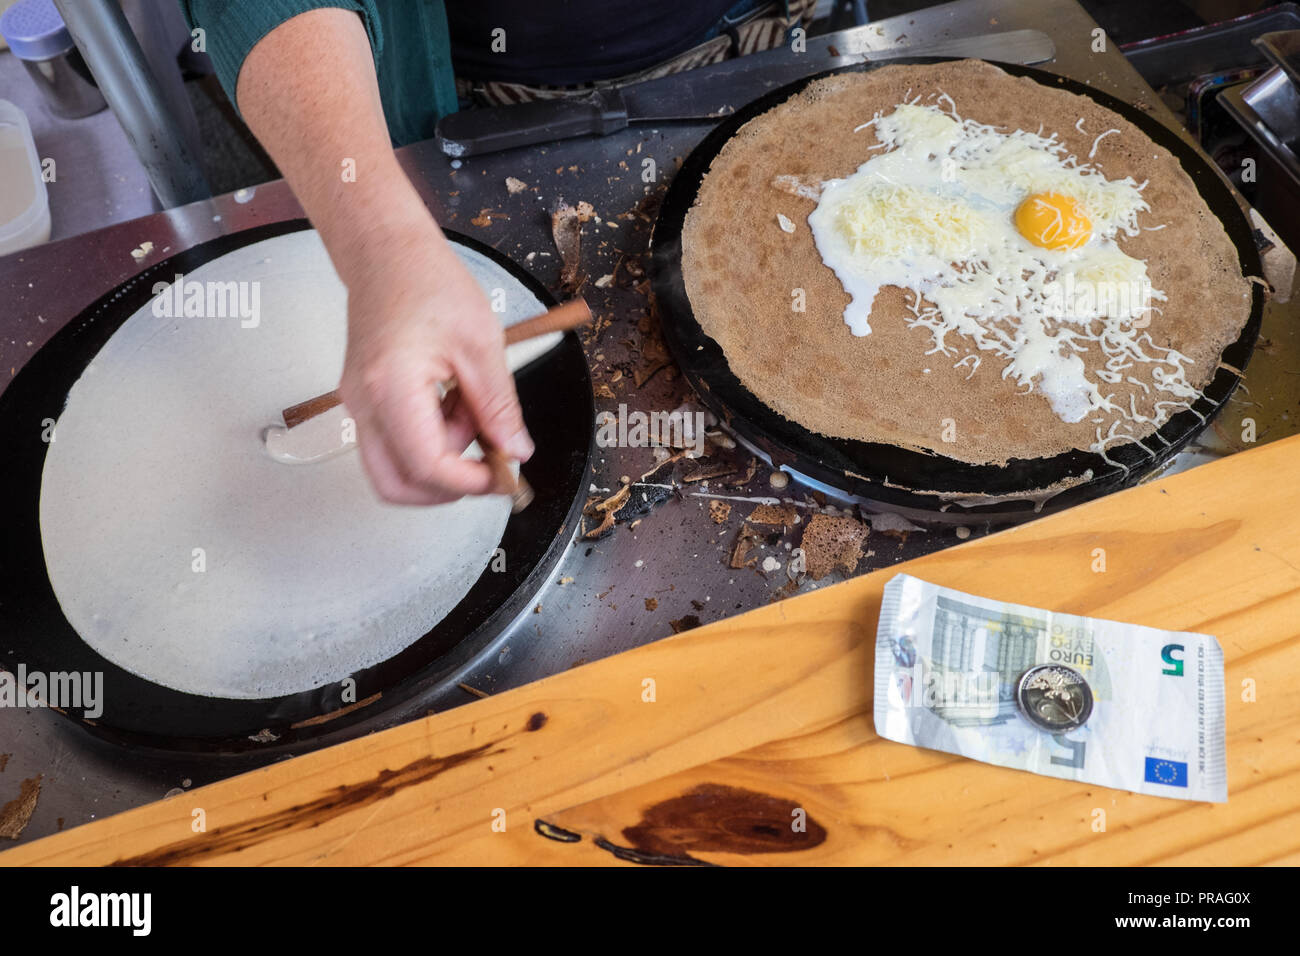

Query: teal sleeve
[179,0,384,113]
[373,0,458,146]
[178,1,457,148]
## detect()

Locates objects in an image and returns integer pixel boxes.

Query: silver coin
[1016,663,1093,733]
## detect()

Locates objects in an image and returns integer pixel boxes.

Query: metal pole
[52,0,210,207]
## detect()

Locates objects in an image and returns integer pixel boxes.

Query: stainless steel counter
[1,0,1297,847]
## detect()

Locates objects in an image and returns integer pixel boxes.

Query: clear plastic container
[0,98,51,256]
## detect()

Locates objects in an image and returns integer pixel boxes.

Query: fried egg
[806,98,1180,425]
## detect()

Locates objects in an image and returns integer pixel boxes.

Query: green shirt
[180,0,459,147]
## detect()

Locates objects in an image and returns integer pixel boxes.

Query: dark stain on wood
[108,744,500,866]
[620,784,825,862]
[534,819,581,843]
[594,835,719,866]
[105,707,568,864]
[541,783,827,866]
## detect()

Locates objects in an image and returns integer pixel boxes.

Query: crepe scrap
[801,514,869,580]
[551,200,588,293]
[0,775,41,840]
[747,502,800,528]
[582,458,678,540]
[866,510,926,542]
[729,522,783,569]
[670,615,701,633]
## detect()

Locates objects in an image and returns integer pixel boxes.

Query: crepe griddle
[0,220,593,753]
[651,58,1265,518]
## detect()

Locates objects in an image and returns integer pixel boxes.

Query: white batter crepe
[39,229,545,700]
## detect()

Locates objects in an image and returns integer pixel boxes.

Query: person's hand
[234,9,533,505]
[338,225,534,505]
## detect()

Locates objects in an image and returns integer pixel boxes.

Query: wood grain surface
[5,434,1299,866]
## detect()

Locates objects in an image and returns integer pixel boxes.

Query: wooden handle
[501,298,592,346]
[281,298,592,429]
[485,447,536,513]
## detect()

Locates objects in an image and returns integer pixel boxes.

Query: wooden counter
[5,433,1299,866]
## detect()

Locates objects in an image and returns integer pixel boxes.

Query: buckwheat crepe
[682,60,1253,465]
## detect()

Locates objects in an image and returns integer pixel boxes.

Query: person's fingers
[431,391,516,498]
[438,389,478,457]
[341,372,442,504]
[451,344,534,462]
[368,359,499,497]
[355,421,453,506]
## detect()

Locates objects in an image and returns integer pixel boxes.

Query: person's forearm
[235,7,450,289]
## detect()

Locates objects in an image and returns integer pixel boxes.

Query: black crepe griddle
[651,58,1265,519]
[0,220,593,753]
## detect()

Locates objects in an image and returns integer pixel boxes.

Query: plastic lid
[0,0,73,61]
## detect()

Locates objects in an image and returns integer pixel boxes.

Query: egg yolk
[1015,193,1091,250]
